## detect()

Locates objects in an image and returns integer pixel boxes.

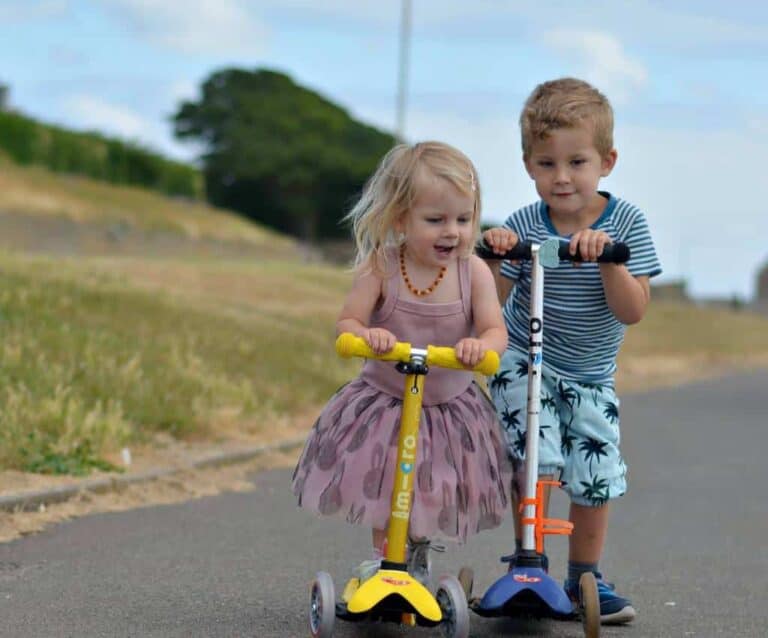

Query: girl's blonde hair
[520,77,614,159]
[344,141,481,274]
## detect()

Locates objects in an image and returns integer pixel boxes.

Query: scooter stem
[522,244,544,552]
[384,365,424,564]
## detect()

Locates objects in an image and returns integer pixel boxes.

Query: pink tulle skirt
[292,378,511,543]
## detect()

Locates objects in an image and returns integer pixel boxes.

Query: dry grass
[0,157,291,247]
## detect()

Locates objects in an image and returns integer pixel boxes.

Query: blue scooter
[463,237,630,638]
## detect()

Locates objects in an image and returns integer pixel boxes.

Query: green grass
[0,252,356,472]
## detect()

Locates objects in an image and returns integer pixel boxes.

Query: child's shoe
[564,572,636,625]
[406,538,445,586]
[353,559,381,584]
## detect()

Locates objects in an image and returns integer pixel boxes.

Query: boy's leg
[568,502,609,563]
[560,381,634,624]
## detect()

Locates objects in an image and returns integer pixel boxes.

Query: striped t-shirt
[500,192,662,384]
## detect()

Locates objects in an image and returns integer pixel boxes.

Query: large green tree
[173,68,395,240]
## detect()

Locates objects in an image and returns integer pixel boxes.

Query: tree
[173,68,395,241]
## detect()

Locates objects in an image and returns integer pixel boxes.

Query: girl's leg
[372,528,387,558]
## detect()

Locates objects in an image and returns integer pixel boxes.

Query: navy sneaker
[564,572,636,625]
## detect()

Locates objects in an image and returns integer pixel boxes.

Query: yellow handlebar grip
[426,346,500,376]
[335,333,411,362]
[335,333,500,374]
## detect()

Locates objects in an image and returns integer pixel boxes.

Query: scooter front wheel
[309,571,335,638]
[436,574,470,638]
[579,571,600,638]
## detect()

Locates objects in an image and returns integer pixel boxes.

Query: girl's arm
[486,259,516,307]
[600,266,650,325]
[336,269,395,353]
[455,256,508,366]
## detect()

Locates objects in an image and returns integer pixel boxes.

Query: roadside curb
[0,437,307,513]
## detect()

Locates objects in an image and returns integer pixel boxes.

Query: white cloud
[62,93,197,161]
[104,0,268,57]
[63,95,146,140]
[0,0,68,23]
[542,29,648,105]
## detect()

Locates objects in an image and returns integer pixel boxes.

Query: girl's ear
[394,212,407,235]
[601,149,618,177]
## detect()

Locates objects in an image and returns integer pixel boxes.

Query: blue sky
[2,0,767,299]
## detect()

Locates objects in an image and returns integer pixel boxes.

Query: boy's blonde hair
[520,78,614,159]
[345,141,481,274]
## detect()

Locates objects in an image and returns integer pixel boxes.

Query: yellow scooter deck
[341,569,442,623]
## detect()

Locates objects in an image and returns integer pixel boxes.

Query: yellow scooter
[308,333,500,638]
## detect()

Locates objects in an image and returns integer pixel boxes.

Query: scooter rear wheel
[309,571,335,638]
[579,571,600,638]
[436,574,470,638]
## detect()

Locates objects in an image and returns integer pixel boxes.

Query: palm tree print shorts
[489,349,627,507]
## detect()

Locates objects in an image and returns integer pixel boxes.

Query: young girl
[292,141,511,583]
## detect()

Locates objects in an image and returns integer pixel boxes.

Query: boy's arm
[469,256,508,355]
[480,226,517,306]
[600,265,650,325]
[487,259,515,306]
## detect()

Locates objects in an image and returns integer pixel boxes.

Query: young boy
[483,77,661,624]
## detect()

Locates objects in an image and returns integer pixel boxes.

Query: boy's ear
[601,149,618,177]
[523,155,535,179]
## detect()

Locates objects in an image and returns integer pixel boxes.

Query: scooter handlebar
[335,333,500,376]
[475,239,630,264]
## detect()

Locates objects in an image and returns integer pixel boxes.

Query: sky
[2,0,767,300]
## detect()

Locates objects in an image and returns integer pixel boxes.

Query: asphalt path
[1,372,766,637]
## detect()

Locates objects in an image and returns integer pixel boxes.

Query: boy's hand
[569,229,612,264]
[363,327,396,354]
[482,227,519,255]
[454,337,486,368]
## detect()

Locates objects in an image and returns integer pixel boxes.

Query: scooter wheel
[457,566,474,600]
[579,571,600,638]
[309,571,335,638]
[435,574,470,638]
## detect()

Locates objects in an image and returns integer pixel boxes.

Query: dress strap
[458,256,472,321]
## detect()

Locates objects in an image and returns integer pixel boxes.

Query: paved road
[1,372,766,637]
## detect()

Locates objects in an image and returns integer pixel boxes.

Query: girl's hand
[482,227,519,255]
[363,327,396,354]
[454,337,486,368]
[569,229,612,263]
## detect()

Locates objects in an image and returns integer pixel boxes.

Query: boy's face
[524,125,617,224]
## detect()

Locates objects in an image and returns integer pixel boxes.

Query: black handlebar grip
[476,239,630,264]
[474,240,533,260]
[558,241,630,264]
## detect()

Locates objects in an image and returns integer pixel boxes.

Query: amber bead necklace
[399,244,447,297]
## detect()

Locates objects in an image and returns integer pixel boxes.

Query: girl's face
[525,124,617,228]
[397,173,476,268]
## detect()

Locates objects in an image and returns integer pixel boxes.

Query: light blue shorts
[489,349,627,507]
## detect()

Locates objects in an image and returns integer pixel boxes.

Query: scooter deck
[334,570,442,627]
[472,567,575,619]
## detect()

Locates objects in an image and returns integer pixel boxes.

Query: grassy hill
[1,159,767,474]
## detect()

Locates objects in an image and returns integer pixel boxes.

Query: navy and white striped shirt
[500,192,662,384]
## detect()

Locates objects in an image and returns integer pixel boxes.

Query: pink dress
[292,254,511,543]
